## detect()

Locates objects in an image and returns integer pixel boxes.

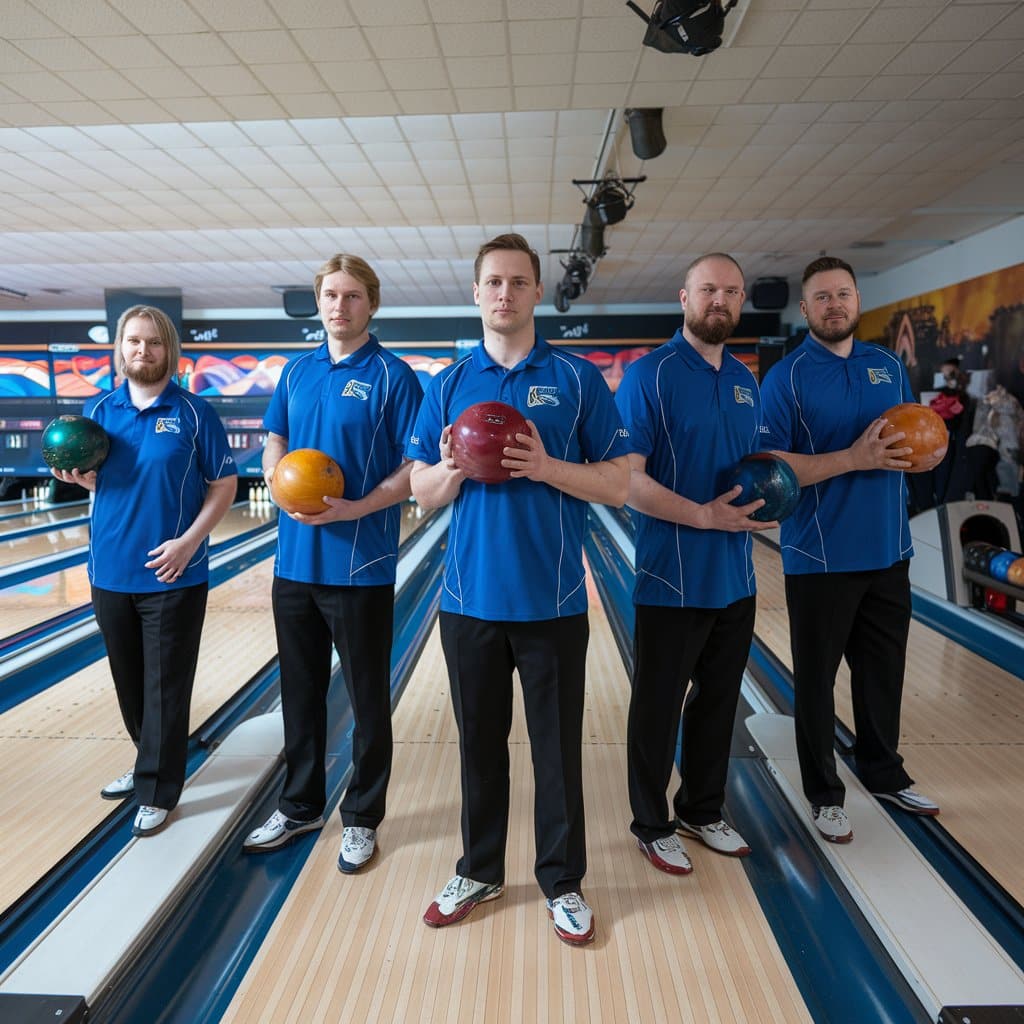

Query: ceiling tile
[363,25,441,60]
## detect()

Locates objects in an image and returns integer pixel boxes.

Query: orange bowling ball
[271,448,345,514]
[1007,557,1024,588]
[879,403,948,472]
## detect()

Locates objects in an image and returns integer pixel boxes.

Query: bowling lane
[0,517,89,569]
[0,503,430,914]
[221,582,810,1024]
[0,555,277,915]
[752,539,1024,905]
[0,499,89,534]
[0,502,275,641]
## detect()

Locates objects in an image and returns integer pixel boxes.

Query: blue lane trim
[0,516,440,984]
[0,514,89,543]
[726,757,928,1024]
[588,508,931,1024]
[0,603,92,657]
[910,586,1024,683]
[0,548,88,590]
[745,592,1024,974]
[752,535,1024,685]
[0,500,89,525]
[0,533,277,716]
[95,533,446,1024]
[0,507,272,593]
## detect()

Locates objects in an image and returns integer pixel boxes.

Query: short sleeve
[615,361,655,458]
[759,362,795,452]
[406,373,445,464]
[577,362,629,463]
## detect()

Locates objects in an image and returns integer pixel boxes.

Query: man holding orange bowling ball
[244,255,422,873]
[52,305,237,838]
[760,256,946,844]
[407,234,630,945]
[615,253,776,876]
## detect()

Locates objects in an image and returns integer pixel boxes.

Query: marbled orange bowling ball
[879,403,948,472]
[1007,557,1024,588]
[271,448,344,514]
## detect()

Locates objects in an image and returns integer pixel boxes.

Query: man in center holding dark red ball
[406,233,630,945]
[614,252,777,876]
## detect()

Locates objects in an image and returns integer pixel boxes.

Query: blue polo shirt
[405,336,629,621]
[86,380,236,593]
[760,334,915,575]
[264,336,423,586]
[616,329,762,609]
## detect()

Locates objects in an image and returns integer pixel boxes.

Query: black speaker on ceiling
[751,277,790,310]
[282,289,318,318]
[625,108,666,160]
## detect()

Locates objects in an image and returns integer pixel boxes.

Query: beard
[686,307,737,346]
[807,310,860,344]
[124,357,169,385]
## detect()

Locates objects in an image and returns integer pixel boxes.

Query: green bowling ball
[41,415,110,473]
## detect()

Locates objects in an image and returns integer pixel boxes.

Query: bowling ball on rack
[961,541,1003,576]
[41,415,110,472]
[450,401,530,484]
[725,452,801,523]
[989,550,1022,583]
[1006,557,1024,588]
[271,448,345,514]
[879,403,948,472]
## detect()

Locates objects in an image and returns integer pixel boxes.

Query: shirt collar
[667,327,743,374]
[470,334,552,372]
[800,332,867,361]
[315,334,381,368]
[111,378,179,409]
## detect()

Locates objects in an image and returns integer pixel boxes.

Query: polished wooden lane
[0,500,89,537]
[222,589,810,1024]
[0,556,276,914]
[752,540,1024,905]
[0,503,274,640]
[0,502,428,915]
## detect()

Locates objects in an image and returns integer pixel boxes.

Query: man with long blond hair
[52,304,237,837]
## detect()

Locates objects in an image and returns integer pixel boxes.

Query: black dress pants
[439,611,589,899]
[628,597,755,842]
[272,577,395,827]
[785,561,914,807]
[92,583,207,810]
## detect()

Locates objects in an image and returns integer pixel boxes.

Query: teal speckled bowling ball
[41,415,110,472]
[725,453,801,523]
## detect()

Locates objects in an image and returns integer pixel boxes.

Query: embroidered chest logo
[733,385,754,407]
[342,379,372,400]
[867,367,893,384]
[155,417,180,434]
[527,386,559,408]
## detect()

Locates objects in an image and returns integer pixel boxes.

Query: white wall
[777,216,1024,333]
[859,216,1024,312]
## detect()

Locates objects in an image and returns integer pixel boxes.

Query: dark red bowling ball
[451,401,530,484]
[725,452,801,523]
[41,415,110,472]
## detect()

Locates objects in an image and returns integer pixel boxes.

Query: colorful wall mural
[859,262,1024,402]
